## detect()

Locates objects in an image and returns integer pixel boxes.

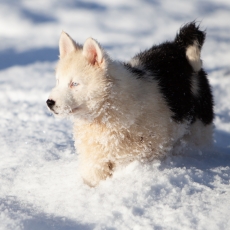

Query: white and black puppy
[47,22,214,186]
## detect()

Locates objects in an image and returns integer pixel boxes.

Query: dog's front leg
[80,157,114,187]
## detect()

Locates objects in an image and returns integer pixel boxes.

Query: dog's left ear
[59,31,81,59]
[83,38,107,68]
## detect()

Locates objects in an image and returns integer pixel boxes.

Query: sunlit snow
[0,0,230,229]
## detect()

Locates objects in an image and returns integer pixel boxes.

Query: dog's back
[125,22,214,126]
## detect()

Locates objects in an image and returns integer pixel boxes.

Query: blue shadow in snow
[21,9,56,23]
[23,216,94,230]
[214,129,230,152]
[0,48,59,70]
[65,1,106,11]
[0,197,94,230]
[196,1,230,14]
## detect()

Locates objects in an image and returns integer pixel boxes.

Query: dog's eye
[70,82,79,88]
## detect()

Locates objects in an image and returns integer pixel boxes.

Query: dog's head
[47,32,111,119]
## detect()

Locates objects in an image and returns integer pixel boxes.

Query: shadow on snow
[0,48,58,70]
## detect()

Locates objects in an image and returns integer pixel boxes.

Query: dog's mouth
[49,109,59,115]
[56,107,80,115]
[48,105,81,116]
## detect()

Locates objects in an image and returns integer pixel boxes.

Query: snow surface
[0,0,230,229]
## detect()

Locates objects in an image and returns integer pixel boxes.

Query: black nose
[46,99,55,108]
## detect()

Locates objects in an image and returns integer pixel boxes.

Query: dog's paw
[81,161,115,187]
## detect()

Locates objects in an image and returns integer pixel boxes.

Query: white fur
[191,73,200,95]
[48,32,212,186]
[186,41,202,71]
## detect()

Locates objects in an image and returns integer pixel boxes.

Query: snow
[0,0,230,229]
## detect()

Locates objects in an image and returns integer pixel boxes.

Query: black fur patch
[175,22,206,49]
[124,63,146,79]
[125,22,214,125]
[194,69,214,124]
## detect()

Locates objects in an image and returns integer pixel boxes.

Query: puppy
[47,22,214,186]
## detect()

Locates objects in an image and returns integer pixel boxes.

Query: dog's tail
[175,22,206,71]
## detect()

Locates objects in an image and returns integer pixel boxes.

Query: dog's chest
[73,121,171,162]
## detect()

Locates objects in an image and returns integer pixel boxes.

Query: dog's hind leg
[184,120,213,148]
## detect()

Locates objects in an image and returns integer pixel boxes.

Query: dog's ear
[59,31,80,59]
[83,38,107,68]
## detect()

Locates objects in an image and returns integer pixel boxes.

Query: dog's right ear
[59,31,80,59]
[82,38,108,69]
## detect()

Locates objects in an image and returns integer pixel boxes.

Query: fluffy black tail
[175,22,206,50]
